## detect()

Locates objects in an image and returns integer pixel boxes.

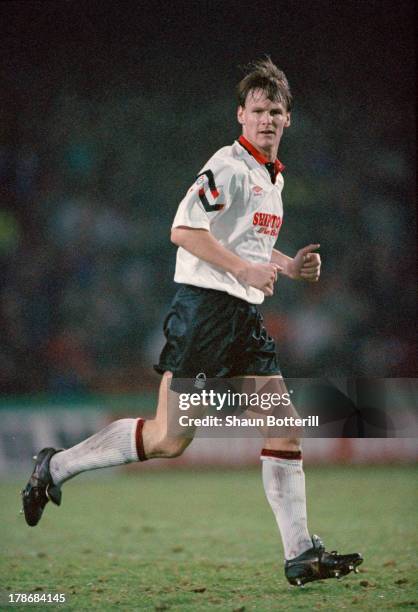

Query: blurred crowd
[0,86,415,395]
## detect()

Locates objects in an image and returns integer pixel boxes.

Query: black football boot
[285,535,363,587]
[21,448,62,527]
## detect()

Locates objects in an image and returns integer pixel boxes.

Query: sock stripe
[135,418,148,461]
[261,448,302,460]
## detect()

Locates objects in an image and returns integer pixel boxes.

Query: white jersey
[172,137,285,304]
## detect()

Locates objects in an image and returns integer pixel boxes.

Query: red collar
[238,135,285,175]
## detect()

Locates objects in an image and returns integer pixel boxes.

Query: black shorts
[155,284,280,381]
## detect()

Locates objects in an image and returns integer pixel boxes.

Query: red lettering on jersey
[252,211,282,235]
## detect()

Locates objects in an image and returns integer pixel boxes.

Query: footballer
[22,58,363,586]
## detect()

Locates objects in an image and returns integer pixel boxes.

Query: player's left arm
[271,244,321,282]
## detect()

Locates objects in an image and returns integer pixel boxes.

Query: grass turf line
[1,466,417,611]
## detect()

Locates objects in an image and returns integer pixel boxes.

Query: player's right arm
[171,226,281,296]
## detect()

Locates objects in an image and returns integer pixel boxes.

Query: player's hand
[238,262,282,295]
[287,244,321,282]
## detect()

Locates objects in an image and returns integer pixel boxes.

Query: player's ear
[284,112,291,128]
[237,106,245,125]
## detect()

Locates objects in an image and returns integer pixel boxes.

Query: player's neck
[261,148,276,162]
[243,136,277,162]
[257,143,277,162]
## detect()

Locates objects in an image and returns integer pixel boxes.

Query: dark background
[0,0,416,394]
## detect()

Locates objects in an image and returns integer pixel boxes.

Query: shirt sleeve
[172,163,241,230]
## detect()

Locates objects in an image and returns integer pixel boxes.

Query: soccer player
[22,58,362,586]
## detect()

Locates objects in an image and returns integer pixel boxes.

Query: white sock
[261,455,312,560]
[49,418,139,486]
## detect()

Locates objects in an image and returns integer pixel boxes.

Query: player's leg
[49,371,193,473]
[230,303,363,585]
[234,375,311,561]
[249,375,362,585]
[50,372,193,479]
[22,371,196,526]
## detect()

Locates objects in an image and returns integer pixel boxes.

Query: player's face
[237,89,291,160]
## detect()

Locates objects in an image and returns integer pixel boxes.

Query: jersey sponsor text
[253,212,282,237]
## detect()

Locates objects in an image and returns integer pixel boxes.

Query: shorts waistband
[176,283,256,307]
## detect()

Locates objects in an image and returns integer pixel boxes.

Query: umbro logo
[252,185,263,196]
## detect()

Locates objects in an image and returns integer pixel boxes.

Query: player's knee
[157,436,190,458]
[287,437,301,449]
[168,438,190,458]
[142,416,193,459]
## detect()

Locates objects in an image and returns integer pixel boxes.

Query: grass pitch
[1,466,417,611]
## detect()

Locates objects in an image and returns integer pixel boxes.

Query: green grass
[1,466,417,611]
